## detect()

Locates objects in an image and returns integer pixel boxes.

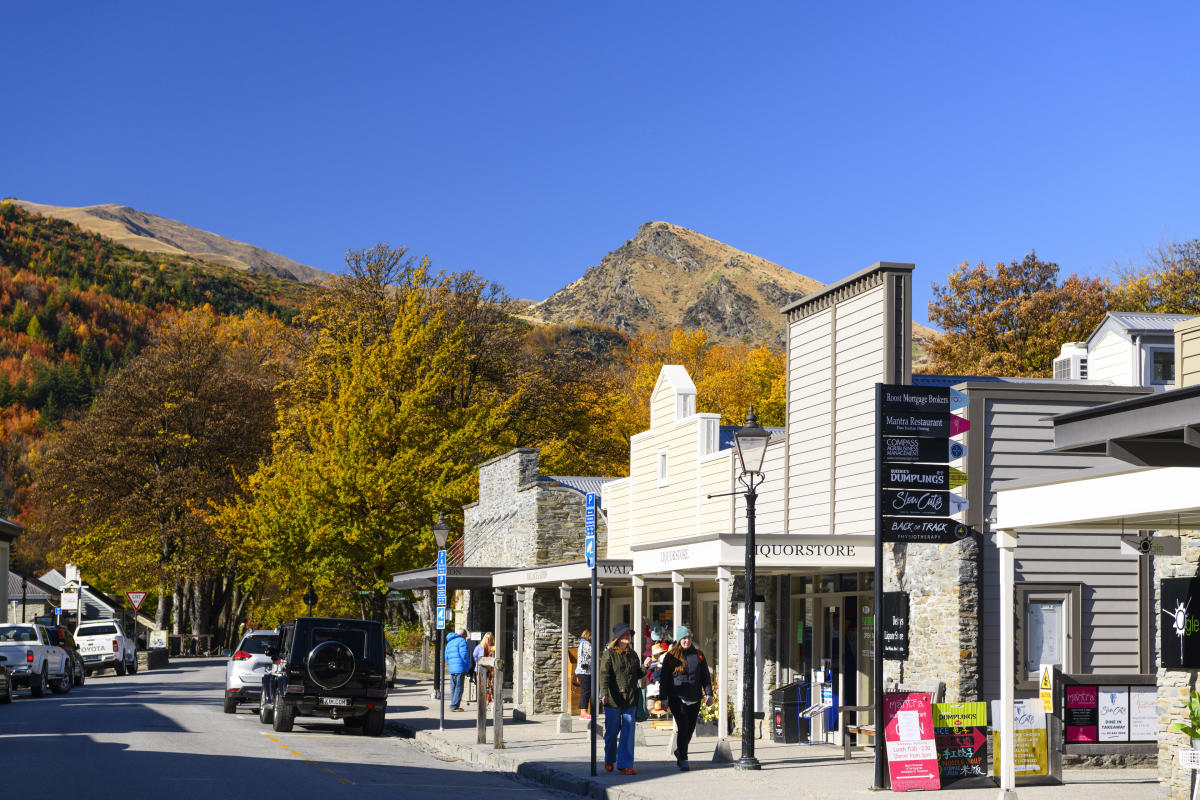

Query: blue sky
[5,3,1199,327]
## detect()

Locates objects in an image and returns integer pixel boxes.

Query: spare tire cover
[307,640,356,690]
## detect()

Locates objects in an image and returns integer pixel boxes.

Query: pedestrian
[575,629,593,720]
[658,625,713,771]
[599,621,649,775]
[444,627,472,712]
[474,631,495,705]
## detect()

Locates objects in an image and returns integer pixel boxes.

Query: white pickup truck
[74,619,137,676]
[0,622,72,696]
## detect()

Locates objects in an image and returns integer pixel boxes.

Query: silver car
[223,630,278,713]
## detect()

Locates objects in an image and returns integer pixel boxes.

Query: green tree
[921,253,1110,377]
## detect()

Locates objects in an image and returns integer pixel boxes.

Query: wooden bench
[840,680,946,760]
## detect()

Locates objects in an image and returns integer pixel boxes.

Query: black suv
[258,617,388,736]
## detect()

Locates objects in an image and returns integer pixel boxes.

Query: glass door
[696,592,719,671]
[821,600,841,740]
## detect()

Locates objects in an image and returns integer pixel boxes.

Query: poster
[1161,578,1200,668]
[1097,686,1129,742]
[882,592,909,661]
[149,629,168,649]
[932,702,988,784]
[1065,685,1098,742]
[1130,686,1157,740]
[884,692,940,791]
[991,698,1049,777]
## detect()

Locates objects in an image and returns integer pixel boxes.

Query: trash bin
[771,682,810,744]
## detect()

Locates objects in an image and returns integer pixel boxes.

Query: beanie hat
[675,625,691,640]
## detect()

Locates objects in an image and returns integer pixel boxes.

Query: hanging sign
[881,436,967,464]
[883,692,941,791]
[881,591,909,660]
[991,698,1049,778]
[880,385,952,411]
[882,489,951,517]
[1161,577,1200,668]
[883,464,951,489]
[932,702,989,784]
[60,585,80,612]
[880,516,974,544]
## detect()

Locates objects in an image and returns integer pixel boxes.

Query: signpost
[126,591,147,647]
[875,383,971,789]
[585,492,598,777]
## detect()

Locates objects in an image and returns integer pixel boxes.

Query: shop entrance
[788,573,874,745]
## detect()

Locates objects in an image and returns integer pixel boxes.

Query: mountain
[525,221,937,358]
[10,200,330,284]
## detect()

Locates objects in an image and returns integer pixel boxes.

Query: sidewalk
[385,674,1159,800]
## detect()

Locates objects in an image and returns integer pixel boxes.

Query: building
[0,517,23,621]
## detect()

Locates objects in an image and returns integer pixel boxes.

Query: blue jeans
[449,672,467,709]
[604,704,637,769]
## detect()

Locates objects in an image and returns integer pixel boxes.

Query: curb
[389,719,655,800]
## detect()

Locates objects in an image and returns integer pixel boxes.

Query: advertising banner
[1065,685,1099,742]
[884,692,941,791]
[881,591,909,660]
[1161,577,1200,668]
[991,699,1049,778]
[932,702,989,784]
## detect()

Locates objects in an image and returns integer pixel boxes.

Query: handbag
[636,687,650,722]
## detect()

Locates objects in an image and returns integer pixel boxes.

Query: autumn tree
[220,246,506,624]
[31,307,289,640]
[1112,239,1200,313]
[922,253,1110,377]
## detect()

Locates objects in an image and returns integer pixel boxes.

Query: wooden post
[493,588,505,749]
[476,659,487,744]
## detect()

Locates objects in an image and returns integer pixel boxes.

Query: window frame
[1148,347,1175,385]
[656,448,669,487]
[1015,582,1082,690]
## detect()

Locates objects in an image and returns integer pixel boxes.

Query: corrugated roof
[546,476,619,497]
[1107,311,1199,332]
[7,571,56,600]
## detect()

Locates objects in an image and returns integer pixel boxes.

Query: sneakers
[678,760,690,772]
[604,763,614,772]
[579,712,592,720]
[619,768,638,775]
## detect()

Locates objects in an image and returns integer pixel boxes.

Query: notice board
[931,702,988,784]
[884,692,940,791]
[1064,682,1157,743]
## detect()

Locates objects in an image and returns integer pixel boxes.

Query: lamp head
[433,512,450,549]
[733,405,771,476]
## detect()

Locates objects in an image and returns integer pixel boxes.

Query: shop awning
[630,533,874,578]
[491,559,632,588]
[388,565,501,591]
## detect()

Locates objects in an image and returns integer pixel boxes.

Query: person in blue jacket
[444,628,472,711]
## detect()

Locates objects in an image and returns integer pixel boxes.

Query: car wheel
[259,692,274,725]
[30,665,47,698]
[50,671,71,695]
[75,665,85,687]
[271,691,294,732]
[223,692,238,714]
[363,707,385,737]
[115,659,127,677]
[128,655,138,675]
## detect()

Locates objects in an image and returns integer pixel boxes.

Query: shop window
[1016,583,1081,688]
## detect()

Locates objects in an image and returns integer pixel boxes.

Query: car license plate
[321,697,350,706]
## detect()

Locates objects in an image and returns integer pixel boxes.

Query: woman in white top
[575,629,593,720]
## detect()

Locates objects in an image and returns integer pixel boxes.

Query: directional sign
[881,409,954,437]
[880,385,953,411]
[880,517,975,544]
[585,492,597,569]
[882,436,966,464]
[436,572,446,589]
[584,537,596,569]
[882,489,952,517]
[948,493,969,515]
[437,549,447,577]
[883,464,951,490]
[436,607,446,630]
[949,414,970,436]
[949,390,968,411]
[948,467,968,489]
[437,587,447,606]
[126,591,148,611]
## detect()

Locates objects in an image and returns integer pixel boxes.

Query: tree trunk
[191,578,209,637]
[155,580,169,630]
[171,581,186,636]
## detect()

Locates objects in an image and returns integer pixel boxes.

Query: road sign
[126,591,148,611]
[881,436,967,464]
[585,492,597,569]
[880,516,975,544]
[436,607,446,630]
[437,549,447,572]
[436,572,446,588]
[437,587,447,606]
[53,607,61,615]
[883,464,952,490]
[584,537,596,568]
[882,489,952,517]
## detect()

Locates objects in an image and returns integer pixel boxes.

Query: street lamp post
[433,513,450,731]
[303,583,318,617]
[732,406,771,772]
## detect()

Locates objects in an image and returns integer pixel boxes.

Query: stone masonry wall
[882,539,979,702]
[1155,529,1200,800]
[528,587,592,714]
[463,449,542,569]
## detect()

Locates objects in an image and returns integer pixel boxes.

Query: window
[657,448,669,486]
[1152,350,1175,384]
[1016,583,1081,687]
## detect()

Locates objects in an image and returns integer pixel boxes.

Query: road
[0,657,569,799]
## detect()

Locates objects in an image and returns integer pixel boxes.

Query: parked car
[224,630,279,713]
[384,641,397,688]
[0,653,12,703]
[74,619,137,676]
[259,617,388,735]
[0,623,72,696]
[43,626,86,688]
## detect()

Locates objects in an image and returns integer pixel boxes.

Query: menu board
[1065,685,1098,742]
[1130,686,1157,740]
[991,698,1049,777]
[932,702,988,784]
[884,692,941,792]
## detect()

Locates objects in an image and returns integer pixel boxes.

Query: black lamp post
[732,406,771,771]
[303,583,318,617]
[434,512,450,726]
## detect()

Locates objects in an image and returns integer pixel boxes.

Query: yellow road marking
[337,777,354,785]
[319,768,335,775]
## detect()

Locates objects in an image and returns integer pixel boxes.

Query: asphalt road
[0,657,569,799]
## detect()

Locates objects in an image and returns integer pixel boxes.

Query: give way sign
[126,591,148,611]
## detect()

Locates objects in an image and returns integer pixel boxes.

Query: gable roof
[7,571,57,601]
[654,365,697,397]
[1087,311,1200,349]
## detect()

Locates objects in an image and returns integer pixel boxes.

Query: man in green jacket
[599,621,647,775]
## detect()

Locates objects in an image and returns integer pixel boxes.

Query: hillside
[526,221,937,358]
[10,200,330,284]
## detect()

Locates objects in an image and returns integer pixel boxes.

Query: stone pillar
[633,575,645,657]
[672,571,685,636]
[493,588,505,749]
[997,529,1018,798]
[515,587,526,711]
[558,583,574,733]
[715,566,734,762]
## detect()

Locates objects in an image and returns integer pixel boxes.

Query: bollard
[476,661,487,744]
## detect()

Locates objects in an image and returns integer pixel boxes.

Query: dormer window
[1152,350,1175,384]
